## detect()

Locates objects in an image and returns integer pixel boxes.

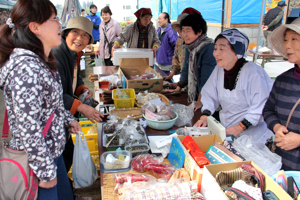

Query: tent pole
[221,0,225,32]
[254,0,265,64]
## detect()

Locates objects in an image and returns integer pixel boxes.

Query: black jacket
[52,39,85,111]
[264,7,283,31]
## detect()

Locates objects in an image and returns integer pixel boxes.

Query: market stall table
[248,49,283,68]
[93,65,201,199]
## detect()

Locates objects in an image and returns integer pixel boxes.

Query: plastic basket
[72,133,98,152]
[79,120,97,134]
[112,89,136,108]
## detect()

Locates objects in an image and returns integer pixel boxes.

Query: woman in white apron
[194,29,273,144]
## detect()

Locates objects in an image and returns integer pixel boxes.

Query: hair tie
[6,18,15,29]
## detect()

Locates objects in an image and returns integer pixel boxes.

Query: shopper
[156,12,178,75]
[195,29,273,144]
[174,13,216,106]
[52,16,103,174]
[96,6,122,66]
[0,0,81,199]
[112,8,160,53]
[262,1,287,48]
[263,18,300,170]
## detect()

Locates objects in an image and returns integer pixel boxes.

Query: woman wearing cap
[112,8,160,53]
[164,8,201,81]
[52,16,103,173]
[263,18,300,170]
[95,6,122,66]
[174,13,216,108]
[0,0,80,199]
[195,29,273,144]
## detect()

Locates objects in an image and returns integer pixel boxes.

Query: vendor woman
[195,29,273,144]
[112,8,160,52]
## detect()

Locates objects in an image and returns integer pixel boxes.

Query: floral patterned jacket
[0,48,75,182]
[169,37,185,74]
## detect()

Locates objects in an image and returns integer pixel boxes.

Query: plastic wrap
[78,90,99,108]
[103,114,118,133]
[124,126,146,146]
[175,128,189,136]
[232,135,282,176]
[141,101,157,114]
[136,92,159,105]
[131,154,164,172]
[114,173,155,184]
[172,103,195,127]
[157,106,176,119]
[144,163,176,180]
[157,115,171,121]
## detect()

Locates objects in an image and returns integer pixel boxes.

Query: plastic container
[100,150,132,173]
[125,143,150,157]
[143,113,178,130]
[112,88,136,108]
[272,171,300,189]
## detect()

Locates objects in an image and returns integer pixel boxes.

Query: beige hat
[270,17,300,58]
[61,16,94,44]
[171,13,188,30]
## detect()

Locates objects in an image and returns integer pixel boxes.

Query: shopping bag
[95,55,103,66]
[72,132,98,188]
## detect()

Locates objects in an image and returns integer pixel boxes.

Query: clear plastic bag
[172,103,195,127]
[232,135,282,176]
[78,90,99,108]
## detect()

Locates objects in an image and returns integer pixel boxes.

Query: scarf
[185,34,213,102]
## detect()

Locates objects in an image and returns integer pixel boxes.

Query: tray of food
[109,107,142,120]
[135,92,169,107]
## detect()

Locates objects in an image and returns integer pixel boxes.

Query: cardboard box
[177,135,223,191]
[113,48,154,66]
[119,58,163,92]
[201,161,292,200]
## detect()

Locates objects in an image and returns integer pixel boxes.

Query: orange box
[177,135,223,191]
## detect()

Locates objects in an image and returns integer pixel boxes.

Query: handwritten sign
[168,137,185,169]
[145,108,159,120]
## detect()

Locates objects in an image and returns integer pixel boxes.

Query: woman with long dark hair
[0,0,80,199]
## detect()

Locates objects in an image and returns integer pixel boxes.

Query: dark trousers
[104,57,113,66]
[37,155,73,200]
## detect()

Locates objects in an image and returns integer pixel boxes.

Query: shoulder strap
[2,108,55,139]
[102,28,110,43]
[286,98,300,128]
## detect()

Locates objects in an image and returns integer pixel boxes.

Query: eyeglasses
[70,29,90,41]
[49,16,61,24]
[180,30,193,35]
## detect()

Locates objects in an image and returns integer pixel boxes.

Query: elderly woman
[112,8,160,52]
[263,18,300,170]
[96,6,122,66]
[174,13,216,107]
[195,29,273,144]
[52,17,103,173]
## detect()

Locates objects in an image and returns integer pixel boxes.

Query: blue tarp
[138,0,265,24]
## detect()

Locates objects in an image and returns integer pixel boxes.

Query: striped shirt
[263,66,300,170]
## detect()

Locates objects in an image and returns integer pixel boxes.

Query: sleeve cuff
[241,118,252,129]
[152,45,159,50]
[70,99,82,115]
[201,109,211,116]
[114,41,120,48]
[75,85,88,97]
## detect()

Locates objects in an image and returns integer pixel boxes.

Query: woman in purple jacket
[156,12,178,75]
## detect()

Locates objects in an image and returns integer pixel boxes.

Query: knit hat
[134,8,152,18]
[171,13,188,30]
[61,17,94,44]
[270,17,300,58]
[181,7,201,15]
[217,28,249,58]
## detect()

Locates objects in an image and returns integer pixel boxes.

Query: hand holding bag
[0,109,54,200]
[72,132,98,188]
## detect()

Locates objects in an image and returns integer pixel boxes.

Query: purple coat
[156,24,178,65]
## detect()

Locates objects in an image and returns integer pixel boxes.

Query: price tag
[118,154,125,161]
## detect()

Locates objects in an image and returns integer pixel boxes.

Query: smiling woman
[51,16,104,180]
